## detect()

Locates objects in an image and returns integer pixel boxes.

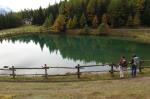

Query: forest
[0,0,150,32]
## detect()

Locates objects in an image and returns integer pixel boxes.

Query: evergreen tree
[0,0,150,30]
[95,0,110,18]
[32,7,45,25]
[126,15,134,27]
[142,0,150,26]
[70,0,85,19]
[37,7,45,25]
[128,0,136,16]
[59,0,71,18]
[43,14,54,28]
[59,1,66,15]
[45,3,59,20]
[83,24,90,35]
[0,13,23,30]
[80,13,87,28]
[108,0,129,27]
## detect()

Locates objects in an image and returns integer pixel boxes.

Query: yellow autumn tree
[98,14,110,35]
[53,14,66,31]
[92,15,99,28]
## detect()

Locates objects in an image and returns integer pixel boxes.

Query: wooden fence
[0,60,150,79]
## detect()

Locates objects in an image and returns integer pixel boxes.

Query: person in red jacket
[119,56,127,78]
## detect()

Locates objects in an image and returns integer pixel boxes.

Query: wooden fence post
[110,64,114,76]
[139,61,142,73]
[76,64,80,79]
[12,66,15,79]
[44,64,48,79]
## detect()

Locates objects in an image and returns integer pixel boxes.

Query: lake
[0,34,150,75]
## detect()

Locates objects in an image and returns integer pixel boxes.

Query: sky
[0,0,62,12]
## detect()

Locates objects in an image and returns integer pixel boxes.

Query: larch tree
[71,15,78,28]
[53,14,66,31]
[92,15,99,28]
[86,0,96,25]
[67,18,73,29]
[133,12,141,27]
[99,14,110,35]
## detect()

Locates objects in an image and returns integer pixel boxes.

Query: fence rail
[0,60,150,79]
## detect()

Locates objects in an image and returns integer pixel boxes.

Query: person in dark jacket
[130,55,140,77]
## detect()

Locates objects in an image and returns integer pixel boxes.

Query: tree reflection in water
[2,34,150,64]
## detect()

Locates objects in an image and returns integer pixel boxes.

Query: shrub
[98,23,109,35]
[83,24,90,35]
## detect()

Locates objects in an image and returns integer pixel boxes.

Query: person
[119,56,128,78]
[130,55,140,77]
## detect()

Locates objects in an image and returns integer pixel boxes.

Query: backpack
[120,59,128,67]
[133,57,140,65]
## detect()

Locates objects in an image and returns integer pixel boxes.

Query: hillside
[0,0,150,32]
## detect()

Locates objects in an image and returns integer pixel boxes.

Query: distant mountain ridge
[0,6,11,15]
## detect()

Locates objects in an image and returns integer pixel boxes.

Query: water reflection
[0,34,150,74]
[3,34,150,62]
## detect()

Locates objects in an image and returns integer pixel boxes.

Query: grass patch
[1,26,150,43]
[0,70,149,99]
[111,28,150,43]
[0,25,41,33]
[0,69,149,82]
[0,25,42,38]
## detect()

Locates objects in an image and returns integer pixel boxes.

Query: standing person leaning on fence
[130,55,140,77]
[118,56,128,79]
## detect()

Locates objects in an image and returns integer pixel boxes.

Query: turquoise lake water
[0,34,150,74]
